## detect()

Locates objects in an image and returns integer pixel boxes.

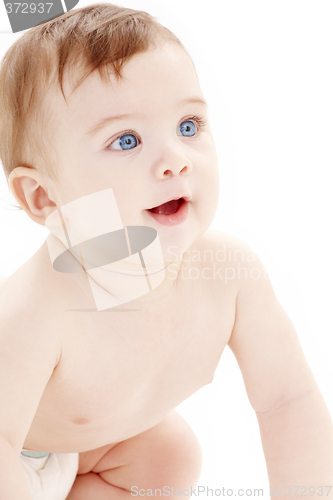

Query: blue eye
[179,120,196,137]
[109,133,138,150]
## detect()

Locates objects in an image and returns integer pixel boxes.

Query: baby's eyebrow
[84,96,208,139]
[85,113,135,138]
[178,97,208,108]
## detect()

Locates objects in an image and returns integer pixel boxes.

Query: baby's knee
[100,410,202,493]
[134,410,203,490]
[162,410,202,479]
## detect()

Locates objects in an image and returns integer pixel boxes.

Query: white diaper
[19,450,79,500]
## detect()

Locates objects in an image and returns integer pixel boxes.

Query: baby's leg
[66,409,202,499]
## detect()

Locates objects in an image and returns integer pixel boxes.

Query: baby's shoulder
[0,256,62,369]
[0,241,73,323]
[1,239,86,309]
[0,256,52,326]
[192,229,262,293]
[198,228,247,251]
[195,228,254,268]
[0,276,8,287]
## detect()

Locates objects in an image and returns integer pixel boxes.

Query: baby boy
[0,3,332,499]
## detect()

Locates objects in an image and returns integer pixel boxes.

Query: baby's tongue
[149,199,181,215]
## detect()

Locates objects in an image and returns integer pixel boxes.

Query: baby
[0,3,332,499]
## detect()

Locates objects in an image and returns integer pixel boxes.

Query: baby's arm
[227,238,333,498]
[0,288,61,499]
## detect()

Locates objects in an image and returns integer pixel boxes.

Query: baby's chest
[48,285,234,428]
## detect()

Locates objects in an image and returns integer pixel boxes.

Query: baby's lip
[146,194,192,211]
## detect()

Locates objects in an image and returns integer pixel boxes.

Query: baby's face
[49,43,220,260]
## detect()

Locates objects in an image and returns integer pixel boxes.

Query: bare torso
[0,229,237,453]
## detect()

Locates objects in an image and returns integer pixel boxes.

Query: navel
[72,417,92,425]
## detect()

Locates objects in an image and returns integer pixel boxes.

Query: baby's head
[0,3,220,257]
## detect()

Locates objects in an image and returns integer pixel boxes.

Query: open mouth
[147,198,185,215]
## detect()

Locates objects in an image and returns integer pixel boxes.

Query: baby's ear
[8,166,57,226]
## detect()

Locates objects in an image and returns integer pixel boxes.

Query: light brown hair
[0,3,183,187]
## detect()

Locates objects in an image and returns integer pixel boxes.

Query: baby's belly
[23,364,213,453]
[23,312,231,454]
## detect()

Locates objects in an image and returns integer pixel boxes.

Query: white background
[1,1,333,496]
